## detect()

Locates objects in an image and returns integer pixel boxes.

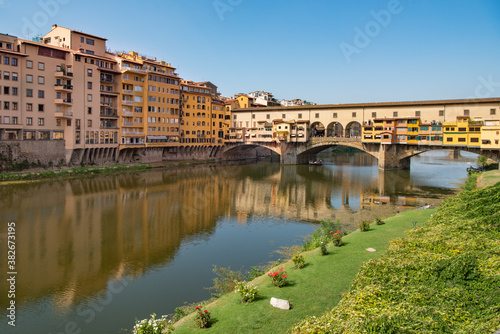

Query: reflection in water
[0,150,474,333]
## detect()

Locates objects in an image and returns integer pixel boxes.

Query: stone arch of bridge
[310,122,326,138]
[297,141,377,161]
[220,143,282,158]
[326,122,344,138]
[345,121,362,138]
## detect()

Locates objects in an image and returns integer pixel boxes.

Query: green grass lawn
[173,209,435,333]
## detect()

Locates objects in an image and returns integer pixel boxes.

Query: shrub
[359,220,370,231]
[234,281,259,303]
[194,306,211,329]
[302,219,343,251]
[328,230,344,246]
[133,313,173,334]
[320,241,328,255]
[268,267,288,287]
[375,217,385,225]
[292,253,305,269]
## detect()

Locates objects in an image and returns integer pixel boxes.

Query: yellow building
[114,52,180,150]
[481,120,500,149]
[180,81,213,146]
[443,116,481,147]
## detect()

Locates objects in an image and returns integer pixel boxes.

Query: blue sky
[1,0,500,104]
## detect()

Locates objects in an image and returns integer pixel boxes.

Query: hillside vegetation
[291,176,500,333]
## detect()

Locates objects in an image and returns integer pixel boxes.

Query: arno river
[0,150,477,334]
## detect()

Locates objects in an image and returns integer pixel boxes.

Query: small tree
[478,155,488,169]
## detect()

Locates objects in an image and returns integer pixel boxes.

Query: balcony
[100,76,114,83]
[123,122,134,127]
[100,89,119,95]
[123,89,134,95]
[100,108,118,117]
[54,111,73,118]
[54,71,73,79]
[122,100,134,105]
[122,111,134,116]
[55,98,73,105]
[54,84,73,91]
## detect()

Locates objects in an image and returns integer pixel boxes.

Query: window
[439,110,444,117]
[464,109,470,116]
[80,37,84,43]
[12,72,17,81]
[266,114,270,119]
[315,113,320,118]
[38,76,45,84]
[446,137,452,142]
[38,118,44,126]
[88,119,92,127]
[458,127,466,132]
[87,94,92,102]
[86,38,95,45]
[26,74,33,83]
[3,102,10,110]
[26,103,32,111]
[26,117,32,125]
[352,112,357,118]
[12,116,18,124]
[3,56,9,65]
[38,90,44,98]
[87,69,92,77]
[12,58,17,66]
[26,60,33,68]
[415,110,420,117]
[38,62,44,70]
[491,109,496,115]
[26,89,33,97]
[372,112,377,118]
[3,71,9,80]
[393,111,398,117]
[12,102,17,110]
[3,86,9,95]
[38,104,44,112]
[458,138,466,142]
[3,116,10,123]
[56,119,61,126]
[87,107,92,114]
[470,138,479,143]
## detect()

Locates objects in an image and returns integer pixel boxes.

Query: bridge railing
[309,137,362,145]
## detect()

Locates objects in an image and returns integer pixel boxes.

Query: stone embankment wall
[0,140,66,171]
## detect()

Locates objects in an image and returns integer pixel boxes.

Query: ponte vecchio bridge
[221,98,500,169]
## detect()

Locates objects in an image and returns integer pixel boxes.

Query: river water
[0,150,478,333]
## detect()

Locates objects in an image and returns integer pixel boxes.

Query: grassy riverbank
[0,159,217,184]
[291,171,500,333]
[170,170,500,333]
[172,209,435,333]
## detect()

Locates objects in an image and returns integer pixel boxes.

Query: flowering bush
[268,267,288,287]
[292,253,305,269]
[320,241,328,255]
[375,217,385,225]
[133,313,173,334]
[329,230,344,247]
[234,280,259,303]
[194,306,211,328]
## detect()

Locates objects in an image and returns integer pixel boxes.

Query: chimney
[52,24,58,30]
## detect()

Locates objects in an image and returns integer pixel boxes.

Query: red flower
[282,274,288,278]
[204,310,207,313]
[329,231,333,234]
[195,306,200,310]
[336,230,341,234]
